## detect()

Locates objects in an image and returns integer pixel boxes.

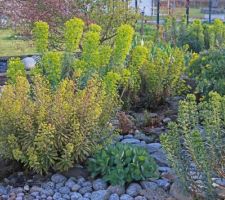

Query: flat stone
[121,138,141,144]
[109,193,120,200]
[146,143,162,153]
[91,190,109,200]
[126,183,142,197]
[51,174,67,184]
[93,179,107,190]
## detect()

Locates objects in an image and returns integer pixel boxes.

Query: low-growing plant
[7,58,26,83]
[160,92,225,199]
[190,49,225,96]
[0,75,119,174]
[87,143,159,186]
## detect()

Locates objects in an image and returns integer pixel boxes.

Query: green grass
[0,29,36,57]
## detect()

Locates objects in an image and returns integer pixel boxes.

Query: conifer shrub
[0,75,119,174]
[161,92,225,198]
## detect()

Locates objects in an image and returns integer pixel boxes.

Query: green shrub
[160,92,225,198]
[0,75,119,174]
[190,49,225,96]
[111,24,134,69]
[33,21,49,53]
[64,18,84,52]
[7,58,26,83]
[87,143,159,186]
[139,44,186,107]
[40,51,62,88]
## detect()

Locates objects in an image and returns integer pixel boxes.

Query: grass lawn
[0,29,36,57]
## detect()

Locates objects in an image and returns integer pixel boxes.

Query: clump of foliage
[33,21,49,53]
[138,44,186,107]
[87,143,158,186]
[7,58,26,83]
[0,75,119,174]
[64,17,84,53]
[190,49,225,96]
[161,92,225,199]
[40,51,62,88]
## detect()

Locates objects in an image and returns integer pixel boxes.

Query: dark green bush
[87,143,159,186]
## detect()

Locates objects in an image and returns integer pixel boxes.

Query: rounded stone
[109,193,120,200]
[42,181,55,190]
[43,189,54,196]
[71,184,81,192]
[51,174,67,184]
[65,179,76,189]
[120,194,134,200]
[53,192,62,200]
[135,196,147,200]
[58,186,70,194]
[83,192,91,198]
[82,181,92,187]
[93,179,107,191]
[62,194,70,199]
[107,185,125,195]
[126,183,142,197]
[22,57,36,70]
[91,190,109,200]
[0,186,8,195]
[79,186,92,195]
[71,192,82,200]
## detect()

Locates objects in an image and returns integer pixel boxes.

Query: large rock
[170,181,193,200]
[22,57,36,70]
[121,138,141,144]
[126,183,142,197]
